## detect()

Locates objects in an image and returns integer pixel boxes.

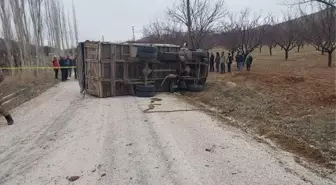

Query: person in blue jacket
[235,52,245,72]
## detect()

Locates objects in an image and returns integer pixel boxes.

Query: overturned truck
[76,41,209,97]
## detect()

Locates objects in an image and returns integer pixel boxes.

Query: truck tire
[136,46,158,60]
[201,57,209,63]
[137,46,157,53]
[188,84,205,92]
[135,91,155,97]
[192,51,207,58]
[135,84,155,92]
[198,78,207,85]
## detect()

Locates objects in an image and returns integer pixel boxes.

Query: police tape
[0,66,77,70]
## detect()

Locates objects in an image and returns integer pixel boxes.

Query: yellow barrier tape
[0,66,76,70]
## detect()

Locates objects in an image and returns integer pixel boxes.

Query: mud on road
[0,81,333,185]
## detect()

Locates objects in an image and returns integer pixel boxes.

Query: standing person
[0,70,14,125]
[215,52,220,72]
[59,56,67,81]
[235,52,240,71]
[73,55,77,79]
[227,53,233,72]
[52,57,59,79]
[220,51,226,73]
[235,52,244,72]
[66,56,73,78]
[210,53,215,72]
[245,54,254,71]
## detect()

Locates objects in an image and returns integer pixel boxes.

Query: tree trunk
[186,0,192,49]
[269,47,272,56]
[285,50,289,60]
[281,47,283,50]
[259,46,262,53]
[297,45,300,52]
[328,51,332,67]
[322,49,324,55]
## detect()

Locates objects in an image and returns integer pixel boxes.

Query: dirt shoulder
[0,71,60,111]
[182,48,336,172]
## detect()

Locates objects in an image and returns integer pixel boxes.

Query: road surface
[0,81,332,185]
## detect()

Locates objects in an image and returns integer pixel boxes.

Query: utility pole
[102,35,104,42]
[132,26,135,42]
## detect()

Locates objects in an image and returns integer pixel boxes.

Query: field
[183,46,336,170]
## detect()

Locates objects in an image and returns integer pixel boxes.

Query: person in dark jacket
[227,53,233,72]
[66,55,73,78]
[235,52,244,72]
[0,70,14,125]
[59,56,67,81]
[215,52,220,72]
[209,53,215,72]
[220,51,226,73]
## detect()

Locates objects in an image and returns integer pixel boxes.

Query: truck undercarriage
[77,41,209,97]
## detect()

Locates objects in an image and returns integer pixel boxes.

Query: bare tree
[10,0,26,66]
[61,5,70,53]
[72,0,79,47]
[218,28,240,56]
[294,0,336,8]
[264,26,277,56]
[28,0,44,67]
[21,0,33,66]
[67,11,75,55]
[302,5,336,67]
[224,9,272,58]
[142,20,185,45]
[44,0,62,55]
[273,13,301,60]
[167,0,227,49]
[0,0,14,69]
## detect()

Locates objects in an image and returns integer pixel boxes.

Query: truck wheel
[198,78,207,85]
[188,84,205,92]
[135,84,155,92]
[135,91,155,97]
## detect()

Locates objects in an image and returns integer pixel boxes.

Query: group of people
[208,51,253,73]
[52,55,77,81]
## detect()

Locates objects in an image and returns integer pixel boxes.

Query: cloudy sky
[63,0,288,42]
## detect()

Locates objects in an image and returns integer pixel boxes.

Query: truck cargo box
[77,41,208,98]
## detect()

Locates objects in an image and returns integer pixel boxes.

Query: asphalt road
[0,81,332,185]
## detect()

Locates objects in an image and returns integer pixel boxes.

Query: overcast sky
[63,0,287,42]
